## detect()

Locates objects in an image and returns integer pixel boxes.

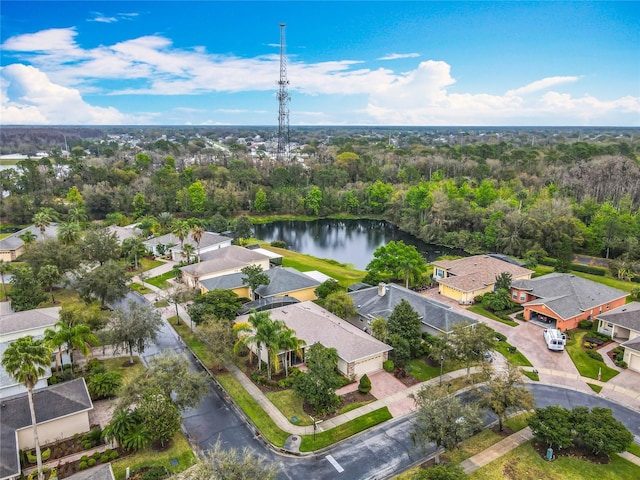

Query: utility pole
[276,23,290,162]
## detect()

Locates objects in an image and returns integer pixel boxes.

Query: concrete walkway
[460,427,534,473]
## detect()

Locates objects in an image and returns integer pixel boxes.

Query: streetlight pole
[439,354,444,386]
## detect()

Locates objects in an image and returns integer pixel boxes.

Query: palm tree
[45,321,98,376]
[171,220,191,251]
[19,230,38,245]
[191,224,205,262]
[233,311,287,380]
[32,210,54,237]
[1,336,53,480]
[67,207,88,224]
[182,243,196,264]
[157,212,173,233]
[58,221,81,245]
[278,327,305,377]
[0,259,12,299]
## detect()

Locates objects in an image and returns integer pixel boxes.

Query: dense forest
[1,126,639,272]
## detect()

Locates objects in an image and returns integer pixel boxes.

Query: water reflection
[253,219,464,270]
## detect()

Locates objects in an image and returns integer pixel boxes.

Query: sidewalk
[460,427,534,473]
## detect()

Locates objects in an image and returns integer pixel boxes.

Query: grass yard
[468,440,640,480]
[627,442,640,457]
[299,407,392,452]
[0,284,12,301]
[494,341,533,367]
[111,431,196,480]
[101,356,145,385]
[146,271,175,289]
[260,244,366,287]
[565,330,619,382]
[407,358,463,381]
[266,390,313,426]
[171,320,217,369]
[468,305,518,327]
[129,282,152,295]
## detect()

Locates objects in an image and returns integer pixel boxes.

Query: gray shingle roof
[144,231,232,249]
[0,307,60,337]
[254,268,320,297]
[512,273,629,320]
[597,302,640,332]
[0,224,59,252]
[200,272,245,291]
[622,336,640,353]
[349,284,477,334]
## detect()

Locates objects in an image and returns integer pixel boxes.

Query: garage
[353,355,384,377]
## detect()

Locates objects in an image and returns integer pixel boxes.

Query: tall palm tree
[45,321,98,376]
[233,311,287,380]
[67,207,88,224]
[58,221,81,245]
[171,220,191,251]
[157,212,173,233]
[19,230,38,245]
[182,243,196,264]
[191,224,205,262]
[1,336,53,480]
[32,209,56,237]
[278,327,305,377]
[0,259,11,299]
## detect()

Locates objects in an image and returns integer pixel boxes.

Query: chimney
[378,283,386,297]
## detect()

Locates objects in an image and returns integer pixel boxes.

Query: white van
[544,328,566,351]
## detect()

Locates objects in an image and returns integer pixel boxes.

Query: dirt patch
[491,424,515,437]
[392,368,422,387]
[531,439,610,464]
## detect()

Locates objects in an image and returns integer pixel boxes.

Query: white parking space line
[325,454,344,473]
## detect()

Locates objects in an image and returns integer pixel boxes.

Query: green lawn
[129,282,153,295]
[111,431,196,480]
[494,341,533,367]
[469,440,640,480]
[468,305,518,327]
[266,390,313,426]
[627,442,640,457]
[101,356,145,385]
[565,330,619,381]
[407,358,463,381]
[146,271,175,289]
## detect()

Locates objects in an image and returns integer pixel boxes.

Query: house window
[435,268,445,278]
[519,293,526,301]
[607,323,613,328]
[606,303,610,309]
[512,291,517,299]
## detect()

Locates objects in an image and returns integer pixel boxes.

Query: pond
[253,219,465,270]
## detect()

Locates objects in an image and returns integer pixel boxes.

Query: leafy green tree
[411,384,482,465]
[277,326,306,377]
[137,389,182,447]
[479,289,514,312]
[78,260,129,307]
[572,407,633,457]
[387,299,422,358]
[210,213,228,233]
[105,301,164,364]
[121,236,148,269]
[37,264,61,304]
[21,238,81,277]
[480,362,534,431]
[358,374,372,394]
[187,180,207,213]
[9,266,47,311]
[254,188,268,213]
[0,260,12,299]
[370,317,388,342]
[447,321,496,377]
[527,405,573,449]
[366,241,427,288]
[494,272,513,291]
[66,186,84,207]
[314,279,342,299]
[188,289,242,324]
[182,243,196,263]
[2,336,53,480]
[82,228,121,266]
[304,186,323,215]
[388,333,411,369]
[191,224,205,261]
[366,180,394,213]
[324,291,358,319]
[293,343,342,414]
[241,265,270,299]
[197,317,236,371]
[57,221,82,245]
[132,192,149,219]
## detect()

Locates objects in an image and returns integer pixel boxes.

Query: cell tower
[276,23,290,161]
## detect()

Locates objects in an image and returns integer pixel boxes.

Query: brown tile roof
[434,255,533,293]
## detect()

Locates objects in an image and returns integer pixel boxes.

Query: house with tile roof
[511,273,629,332]
[180,246,272,289]
[349,283,478,336]
[237,301,392,378]
[0,224,59,262]
[144,231,232,262]
[432,255,533,304]
[200,266,321,302]
[0,379,93,480]
[596,302,640,373]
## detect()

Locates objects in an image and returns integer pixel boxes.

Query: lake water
[253,219,465,270]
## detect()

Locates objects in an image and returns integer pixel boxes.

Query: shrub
[570,263,606,276]
[109,450,119,460]
[578,320,594,330]
[278,376,295,389]
[87,358,104,372]
[92,451,101,459]
[87,458,96,467]
[82,441,92,449]
[80,455,88,462]
[99,454,110,463]
[495,332,507,342]
[270,240,287,249]
[617,361,628,368]
[26,448,51,464]
[585,349,603,362]
[358,374,372,394]
[140,466,170,480]
[383,360,394,372]
[78,461,88,470]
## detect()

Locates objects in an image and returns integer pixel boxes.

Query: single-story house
[244,245,283,266]
[432,255,533,304]
[200,267,321,302]
[597,302,640,373]
[511,273,629,332]
[181,246,271,289]
[0,379,93,480]
[144,231,232,262]
[106,224,142,244]
[0,224,58,262]
[1,307,60,398]
[236,301,392,378]
[349,283,478,336]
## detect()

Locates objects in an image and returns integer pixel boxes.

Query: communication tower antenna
[276,23,290,161]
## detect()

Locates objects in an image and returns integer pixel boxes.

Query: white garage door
[353,355,383,377]
[629,353,640,373]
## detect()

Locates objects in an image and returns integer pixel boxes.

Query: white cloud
[2,27,82,54]
[92,16,117,23]
[377,53,420,61]
[0,64,142,124]
[88,12,139,23]
[506,76,580,96]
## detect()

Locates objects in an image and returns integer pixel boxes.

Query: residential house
[597,302,640,373]
[106,224,142,244]
[236,301,392,377]
[511,273,629,332]
[0,379,93,480]
[432,255,533,304]
[349,283,478,336]
[144,231,232,262]
[0,224,58,262]
[0,307,60,398]
[180,246,271,289]
[199,266,321,302]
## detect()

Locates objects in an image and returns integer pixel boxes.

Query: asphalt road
[130,293,640,480]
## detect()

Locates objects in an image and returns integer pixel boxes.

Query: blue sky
[1,1,639,126]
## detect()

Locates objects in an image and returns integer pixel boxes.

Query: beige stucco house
[597,302,640,373]
[0,224,58,262]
